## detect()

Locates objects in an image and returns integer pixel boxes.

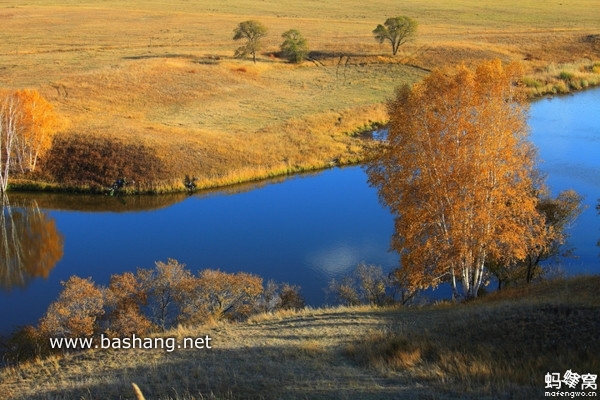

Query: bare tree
[137,259,192,330]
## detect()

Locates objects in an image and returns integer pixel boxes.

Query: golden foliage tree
[0,89,60,191]
[38,276,104,338]
[367,60,549,299]
[13,89,60,173]
[0,195,64,291]
[105,272,153,337]
[488,189,583,288]
[180,269,263,323]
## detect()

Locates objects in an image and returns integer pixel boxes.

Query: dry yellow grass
[1,276,598,399]
[1,0,599,191]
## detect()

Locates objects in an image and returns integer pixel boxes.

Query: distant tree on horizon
[372,16,417,56]
[280,29,309,63]
[233,20,268,63]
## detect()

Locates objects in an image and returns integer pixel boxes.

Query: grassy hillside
[2,0,600,191]
[2,276,599,399]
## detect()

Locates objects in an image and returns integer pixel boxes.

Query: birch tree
[0,91,22,192]
[179,269,263,323]
[14,90,60,173]
[367,60,548,300]
[137,259,192,331]
[0,195,64,291]
[0,89,59,191]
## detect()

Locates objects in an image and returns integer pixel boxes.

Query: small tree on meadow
[233,20,268,63]
[280,29,309,63]
[372,16,417,56]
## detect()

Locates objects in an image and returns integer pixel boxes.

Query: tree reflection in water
[0,194,63,291]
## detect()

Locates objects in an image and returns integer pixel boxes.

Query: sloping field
[1,0,599,190]
[2,276,598,399]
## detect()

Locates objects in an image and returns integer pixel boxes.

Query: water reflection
[0,195,64,291]
[14,192,189,213]
[9,172,322,213]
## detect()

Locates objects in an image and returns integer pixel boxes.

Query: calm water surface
[1,88,599,335]
[0,168,398,334]
[529,89,600,275]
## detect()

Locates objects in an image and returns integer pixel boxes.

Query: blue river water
[0,88,598,335]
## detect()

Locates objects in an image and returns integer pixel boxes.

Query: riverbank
[8,66,600,196]
[2,276,598,399]
[2,0,599,194]
[524,59,600,97]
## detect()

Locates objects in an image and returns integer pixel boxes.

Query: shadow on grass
[345,292,600,399]
[4,343,441,400]
[123,53,200,60]
[7,279,599,399]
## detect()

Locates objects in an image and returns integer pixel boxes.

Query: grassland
[1,276,598,399]
[1,0,600,191]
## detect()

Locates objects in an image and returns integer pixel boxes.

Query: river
[1,88,599,335]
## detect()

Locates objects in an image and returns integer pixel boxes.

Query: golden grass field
[1,2,599,398]
[1,0,600,191]
[1,276,598,399]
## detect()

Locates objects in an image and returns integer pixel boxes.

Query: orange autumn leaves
[367,60,551,300]
[0,197,64,291]
[0,89,60,191]
[9,258,305,361]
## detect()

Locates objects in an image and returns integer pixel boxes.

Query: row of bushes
[5,261,411,363]
[5,259,304,362]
